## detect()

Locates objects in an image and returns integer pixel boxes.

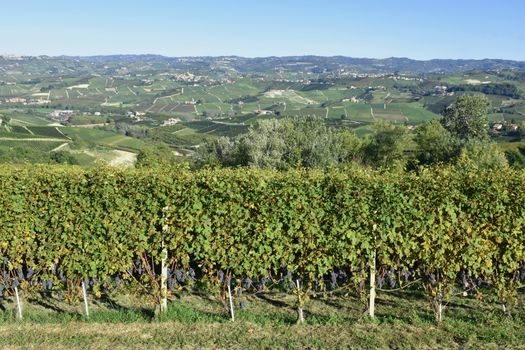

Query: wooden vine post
[160,244,168,314]
[159,206,169,315]
[14,286,23,320]
[436,297,443,323]
[227,280,235,322]
[369,250,377,319]
[434,272,444,323]
[296,279,305,324]
[81,280,90,318]
[369,224,377,319]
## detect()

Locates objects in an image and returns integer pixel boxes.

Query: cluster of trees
[136,143,182,168]
[497,70,525,82]
[227,95,258,104]
[0,147,79,165]
[448,83,522,99]
[196,118,361,169]
[188,95,508,171]
[113,122,149,139]
[0,115,10,124]
[0,94,511,171]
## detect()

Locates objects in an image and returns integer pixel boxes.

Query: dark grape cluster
[386,269,396,289]
[174,269,185,283]
[0,258,40,295]
[429,273,437,286]
[257,277,269,292]
[188,268,196,281]
[330,271,338,289]
[400,269,411,283]
[376,275,384,289]
[167,276,175,290]
[165,268,195,291]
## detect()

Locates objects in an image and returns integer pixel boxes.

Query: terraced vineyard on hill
[1,55,525,166]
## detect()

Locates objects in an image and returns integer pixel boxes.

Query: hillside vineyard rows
[2,56,525,166]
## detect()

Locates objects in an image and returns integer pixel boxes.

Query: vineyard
[0,164,524,327]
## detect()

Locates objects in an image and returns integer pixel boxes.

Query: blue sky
[1,0,524,60]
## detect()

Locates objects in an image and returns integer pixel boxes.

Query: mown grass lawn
[1,289,524,349]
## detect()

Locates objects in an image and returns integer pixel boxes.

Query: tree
[362,121,412,169]
[196,136,243,167]
[332,129,362,164]
[414,120,460,165]
[0,115,10,124]
[195,117,362,170]
[456,140,508,170]
[136,144,184,168]
[440,95,490,141]
[50,151,79,165]
[241,119,288,169]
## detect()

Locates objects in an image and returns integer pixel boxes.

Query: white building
[162,118,182,126]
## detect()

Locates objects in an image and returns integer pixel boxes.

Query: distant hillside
[63,55,525,74]
[2,54,525,74]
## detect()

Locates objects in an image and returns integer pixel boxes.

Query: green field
[60,127,145,151]
[5,113,53,126]
[1,56,525,162]
[0,124,69,140]
[0,291,524,349]
[0,140,66,152]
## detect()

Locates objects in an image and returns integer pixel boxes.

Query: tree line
[139,95,512,171]
[448,83,522,99]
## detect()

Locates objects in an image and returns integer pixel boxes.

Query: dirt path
[10,118,32,125]
[210,121,245,126]
[71,123,108,128]
[51,143,69,152]
[157,92,182,101]
[208,91,223,103]
[109,150,137,167]
[0,137,71,142]
[55,127,71,140]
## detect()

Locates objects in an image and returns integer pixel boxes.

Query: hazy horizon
[2,53,525,63]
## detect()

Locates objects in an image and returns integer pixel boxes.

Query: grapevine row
[0,164,524,321]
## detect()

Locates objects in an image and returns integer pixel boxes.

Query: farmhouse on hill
[162,117,181,126]
[255,109,273,116]
[49,110,74,122]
